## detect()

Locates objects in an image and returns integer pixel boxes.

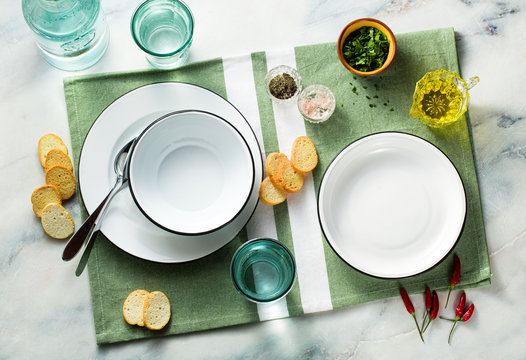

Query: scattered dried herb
[268,73,297,100]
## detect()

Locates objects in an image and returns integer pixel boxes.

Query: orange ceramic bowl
[337,18,396,76]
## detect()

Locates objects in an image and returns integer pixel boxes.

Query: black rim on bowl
[128,109,256,236]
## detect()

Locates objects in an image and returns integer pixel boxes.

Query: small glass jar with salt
[297,85,336,123]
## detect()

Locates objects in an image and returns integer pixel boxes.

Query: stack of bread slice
[31,134,76,239]
[259,136,318,205]
[123,290,171,330]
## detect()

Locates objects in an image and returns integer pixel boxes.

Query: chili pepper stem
[421,311,429,329]
[444,284,454,308]
[448,319,459,345]
[422,318,433,333]
[411,313,425,343]
[439,316,456,322]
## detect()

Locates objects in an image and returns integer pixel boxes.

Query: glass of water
[231,238,296,303]
[131,0,194,69]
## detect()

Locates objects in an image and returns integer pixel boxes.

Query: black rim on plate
[316,131,468,279]
[128,109,256,236]
[77,82,264,263]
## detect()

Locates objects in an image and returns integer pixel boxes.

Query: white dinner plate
[78,82,263,263]
[318,132,466,278]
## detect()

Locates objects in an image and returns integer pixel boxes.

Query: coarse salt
[301,92,332,119]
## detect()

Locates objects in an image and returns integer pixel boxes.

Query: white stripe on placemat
[265,48,333,314]
[223,55,289,321]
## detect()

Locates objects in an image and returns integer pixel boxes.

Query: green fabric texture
[63,27,490,345]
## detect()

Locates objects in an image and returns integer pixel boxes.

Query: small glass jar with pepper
[264,65,302,104]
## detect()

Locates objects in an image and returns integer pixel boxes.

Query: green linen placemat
[64,27,491,344]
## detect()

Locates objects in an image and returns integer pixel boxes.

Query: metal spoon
[62,138,136,276]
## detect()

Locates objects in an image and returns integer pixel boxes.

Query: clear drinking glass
[22,0,110,71]
[231,238,296,303]
[131,0,194,69]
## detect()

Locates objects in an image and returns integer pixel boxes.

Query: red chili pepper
[430,291,439,320]
[425,287,432,312]
[461,304,475,322]
[399,287,424,342]
[421,286,432,324]
[455,292,466,319]
[400,287,414,314]
[448,292,466,344]
[445,254,461,308]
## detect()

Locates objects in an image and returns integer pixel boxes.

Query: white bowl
[318,132,466,278]
[129,110,255,235]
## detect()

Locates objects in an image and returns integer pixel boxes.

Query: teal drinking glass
[231,238,296,303]
[22,0,109,71]
[131,0,194,69]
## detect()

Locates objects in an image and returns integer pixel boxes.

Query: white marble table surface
[2,0,525,358]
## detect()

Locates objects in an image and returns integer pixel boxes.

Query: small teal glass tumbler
[131,0,194,69]
[231,238,296,303]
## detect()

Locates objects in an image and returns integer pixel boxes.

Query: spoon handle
[62,193,110,261]
[73,179,128,276]
[74,227,98,277]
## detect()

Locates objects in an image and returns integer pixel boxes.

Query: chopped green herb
[353,76,357,80]
[340,103,344,107]
[374,84,379,91]
[352,86,358,94]
[383,103,388,106]
[366,95,371,100]
[390,108,394,111]
[342,26,390,72]
[373,95,378,98]
[363,86,368,89]
[369,104,376,108]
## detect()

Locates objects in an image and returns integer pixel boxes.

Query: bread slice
[31,185,62,217]
[44,148,73,172]
[143,291,171,330]
[276,160,304,193]
[38,134,68,167]
[265,153,288,189]
[41,203,75,239]
[123,290,150,327]
[291,136,318,173]
[259,177,287,205]
[45,165,76,200]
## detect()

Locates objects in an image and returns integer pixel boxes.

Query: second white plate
[318,132,466,278]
